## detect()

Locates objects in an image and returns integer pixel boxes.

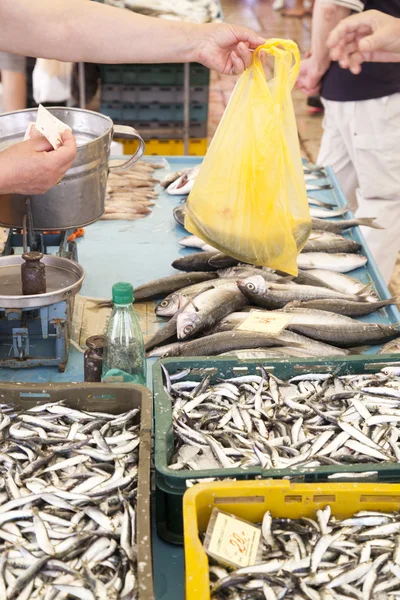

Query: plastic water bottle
[102,282,146,385]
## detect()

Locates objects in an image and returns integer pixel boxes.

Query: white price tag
[204,509,262,569]
[237,310,293,335]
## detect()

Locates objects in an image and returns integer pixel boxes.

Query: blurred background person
[0,52,27,112]
[328,9,400,69]
[296,0,400,284]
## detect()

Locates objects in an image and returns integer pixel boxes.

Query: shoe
[307,96,324,114]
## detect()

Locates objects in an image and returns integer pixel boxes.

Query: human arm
[0,0,265,75]
[296,0,351,95]
[327,10,400,74]
[0,131,76,195]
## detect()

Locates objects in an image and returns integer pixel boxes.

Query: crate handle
[214,495,265,505]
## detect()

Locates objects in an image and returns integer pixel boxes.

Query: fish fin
[357,217,385,230]
[357,283,375,297]
[348,345,371,354]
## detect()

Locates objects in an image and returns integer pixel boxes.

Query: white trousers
[317,94,400,284]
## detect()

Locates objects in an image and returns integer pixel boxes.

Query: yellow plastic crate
[183,479,400,600]
[115,137,207,156]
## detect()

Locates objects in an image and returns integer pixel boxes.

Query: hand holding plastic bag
[185,39,311,276]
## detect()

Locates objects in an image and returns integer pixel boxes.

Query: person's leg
[0,53,27,112]
[2,71,27,111]
[317,99,359,211]
[352,93,400,284]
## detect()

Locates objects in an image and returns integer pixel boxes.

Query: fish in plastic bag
[185,39,311,276]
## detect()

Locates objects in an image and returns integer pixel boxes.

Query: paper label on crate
[205,509,261,568]
[237,310,293,335]
[24,104,72,149]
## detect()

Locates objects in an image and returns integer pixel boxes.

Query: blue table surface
[0,155,397,599]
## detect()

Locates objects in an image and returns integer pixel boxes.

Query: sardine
[297,252,368,273]
[312,217,383,234]
[133,270,218,300]
[284,298,395,317]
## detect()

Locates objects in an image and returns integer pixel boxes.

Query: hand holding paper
[0,108,76,195]
[24,105,72,149]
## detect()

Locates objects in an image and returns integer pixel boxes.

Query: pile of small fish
[105,0,221,23]
[0,401,140,599]
[102,159,163,221]
[164,365,400,473]
[137,161,399,358]
[208,505,400,599]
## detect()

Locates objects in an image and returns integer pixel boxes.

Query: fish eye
[184,325,193,335]
[160,300,169,307]
[246,283,255,291]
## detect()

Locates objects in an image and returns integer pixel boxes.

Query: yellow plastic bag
[185,39,311,276]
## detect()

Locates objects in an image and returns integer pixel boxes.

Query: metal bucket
[0,107,145,230]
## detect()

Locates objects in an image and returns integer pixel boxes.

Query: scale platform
[0,232,84,371]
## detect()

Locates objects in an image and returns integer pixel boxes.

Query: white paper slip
[203,508,262,569]
[237,310,293,335]
[23,122,40,141]
[34,104,71,149]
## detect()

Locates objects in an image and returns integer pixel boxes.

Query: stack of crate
[99,63,210,156]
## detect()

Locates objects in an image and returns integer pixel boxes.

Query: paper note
[24,104,71,150]
[205,509,261,569]
[237,310,293,335]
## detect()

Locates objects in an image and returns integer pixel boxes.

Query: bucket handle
[109,124,145,172]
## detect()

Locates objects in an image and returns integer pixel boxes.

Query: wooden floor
[208,0,323,162]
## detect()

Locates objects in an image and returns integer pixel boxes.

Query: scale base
[0,299,73,372]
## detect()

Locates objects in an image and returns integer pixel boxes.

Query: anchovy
[164,365,400,476]
[207,505,400,599]
[0,402,140,599]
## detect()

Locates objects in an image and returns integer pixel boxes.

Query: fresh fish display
[379,338,400,354]
[134,271,218,300]
[309,206,349,219]
[160,169,185,189]
[297,252,368,273]
[303,231,361,254]
[286,297,395,317]
[155,279,241,318]
[307,196,333,208]
[179,235,217,253]
[164,366,400,474]
[138,172,399,358]
[312,216,383,233]
[0,402,140,599]
[176,287,246,340]
[302,269,377,299]
[121,0,221,24]
[104,160,163,221]
[238,275,364,308]
[166,166,200,195]
[207,506,400,599]
[171,251,239,272]
[307,183,333,191]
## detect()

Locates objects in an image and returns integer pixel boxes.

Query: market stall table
[0,155,397,599]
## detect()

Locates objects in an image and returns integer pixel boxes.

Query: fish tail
[357,217,385,230]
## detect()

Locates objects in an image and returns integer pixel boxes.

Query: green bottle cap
[112,282,134,304]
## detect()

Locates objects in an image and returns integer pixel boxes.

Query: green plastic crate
[154,355,400,544]
[100,63,210,87]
